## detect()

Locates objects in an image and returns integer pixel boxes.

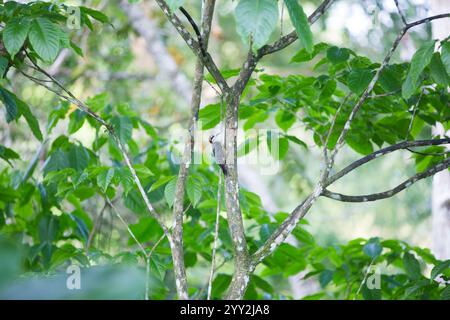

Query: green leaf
[68,145,90,172]
[198,103,221,130]
[441,41,450,76]
[429,52,449,86]
[150,176,176,192]
[275,108,295,132]
[442,285,450,300]
[68,109,86,134]
[403,252,422,279]
[186,176,202,207]
[348,69,373,95]
[267,131,289,160]
[363,238,382,259]
[205,69,241,84]
[117,168,134,196]
[0,57,8,78]
[211,274,232,298]
[43,150,70,175]
[283,0,313,53]
[16,98,43,141]
[0,145,20,166]
[319,270,334,288]
[291,42,329,63]
[97,168,115,193]
[285,135,307,148]
[327,46,350,64]
[346,133,373,155]
[243,109,268,131]
[235,0,278,49]
[166,0,184,12]
[3,18,31,59]
[28,18,62,63]
[80,7,110,23]
[0,87,42,140]
[111,116,133,144]
[164,178,177,208]
[402,40,436,99]
[430,260,450,280]
[0,87,18,122]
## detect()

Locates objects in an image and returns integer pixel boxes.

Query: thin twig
[394,0,408,25]
[354,258,375,300]
[323,94,351,161]
[86,200,109,251]
[207,172,222,300]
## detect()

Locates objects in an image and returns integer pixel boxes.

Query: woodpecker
[209,134,227,176]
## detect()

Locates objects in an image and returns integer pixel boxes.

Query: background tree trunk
[430,0,450,260]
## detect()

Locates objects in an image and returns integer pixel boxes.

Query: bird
[209,134,227,176]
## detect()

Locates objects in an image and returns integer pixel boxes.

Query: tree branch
[322,13,450,183]
[257,0,336,57]
[224,0,336,300]
[394,0,408,25]
[323,157,450,202]
[232,0,336,95]
[171,0,217,300]
[326,138,450,186]
[152,0,230,92]
[251,13,450,270]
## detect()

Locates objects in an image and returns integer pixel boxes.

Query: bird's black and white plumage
[209,135,227,175]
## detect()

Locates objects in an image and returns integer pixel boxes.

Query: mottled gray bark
[223,93,251,300]
[171,0,216,300]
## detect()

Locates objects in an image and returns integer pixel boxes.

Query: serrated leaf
[117,168,134,196]
[442,285,450,300]
[16,98,43,141]
[0,57,8,78]
[440,41,450,76]
[150,176,176,192]
[284,0,313,53]
[430,260,450,281]
[97,168,115,193]
[291,42,329,63]
[111,116,133,144]
[403,252,422,279]
[68,109,86,134]
[235,0,278,49]
[0,87,18,122]
[186,176,202,207]
[28,18,62,63]
[164,178,177,208]
[68,145,90,172]
[429,52,449,86]
[402,40,436,99]
[80,7,110,23]
[348,69,373,95]
[0,145,20,166]
[327,46,350,64]
[3,18,30,58]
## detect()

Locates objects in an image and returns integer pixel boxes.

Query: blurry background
[1,0,449,298]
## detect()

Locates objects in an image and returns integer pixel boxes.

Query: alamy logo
[366,267,381,290]
[66,7,81,30]
[66,265,81,290]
